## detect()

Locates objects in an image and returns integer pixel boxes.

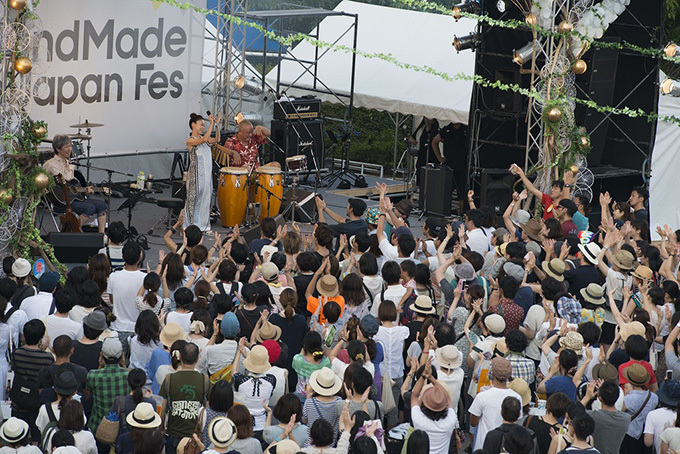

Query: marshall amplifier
[273,97,321,121]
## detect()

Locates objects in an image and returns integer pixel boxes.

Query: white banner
[32,0,205,156]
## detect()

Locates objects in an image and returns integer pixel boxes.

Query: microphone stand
[72,159,133,226]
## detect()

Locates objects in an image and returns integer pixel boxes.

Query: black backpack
[9,370,40,412]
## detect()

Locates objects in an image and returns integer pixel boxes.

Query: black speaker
[419,167,453,216]
[479,169,514,216]
[48,233,104,264]
[270,119,325,170]
[280,188,316,223]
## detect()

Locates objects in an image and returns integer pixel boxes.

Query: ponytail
[57,394,72,411]
[132,385,143,404]
[284,304,294,322]
[143,291,157,309]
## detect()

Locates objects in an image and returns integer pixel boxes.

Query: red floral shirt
[224,134,267,169]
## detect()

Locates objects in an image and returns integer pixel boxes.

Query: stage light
[665,43,678,58]
[234,112,263,124]
[452,1,480,21]
[661,78,680,97]
[453,33,479,52]
[513,43,535,66]
[496,0,506,13]
[232,75,263,95]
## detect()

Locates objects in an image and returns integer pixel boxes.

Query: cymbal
[69,121,104,128]
[69,133,91,140]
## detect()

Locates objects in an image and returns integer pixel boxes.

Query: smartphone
[667,370,673,380]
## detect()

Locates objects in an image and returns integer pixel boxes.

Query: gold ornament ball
[34,125,47,138]
[525,13,537,26]
[8,0,26,11]
[546,107,562,122]
[571,59,587,75]
[557,21,574,34]
[0,188,13,205]
[34,172,50,190]
[14,57,32,75]
[579,135,591,149]
[570,164,580,174]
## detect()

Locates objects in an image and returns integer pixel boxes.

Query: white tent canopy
[265,1,477,125]
[650,72,679,240]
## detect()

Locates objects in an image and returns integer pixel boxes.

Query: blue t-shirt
[545,374,577,401]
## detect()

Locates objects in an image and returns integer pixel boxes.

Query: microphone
[206,110,211,117]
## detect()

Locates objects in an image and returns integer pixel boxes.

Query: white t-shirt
[370,285,407,320]
[4,306,27,347]
[19,291,53,322]
[47,430,97,454]
[332,358,375,380]
[644,407,676,453]
[374,325,410,378]
[0,446,43,454]
[129,336,163,371]
[45,314,83,346]
[36,402,88,434]
[437,367,465,407]
[69,305,94,324]
[469,386,522,451]
[604,268,632,324]
[411,405,458,454]
[523,305,546,360]
[466,228,491,256]
[363,275,383,300]
[662,427,680,452]
[165,311,193,333]
[107,269,146,332]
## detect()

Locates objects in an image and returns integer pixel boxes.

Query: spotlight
[452,1,480,21]
[513,42,535,65]
[661,78,680,97]
[453,33,479,52]
[665,42,678,58]
[232,75,263,95]
[234,112,263,124]
[496,0,506,13]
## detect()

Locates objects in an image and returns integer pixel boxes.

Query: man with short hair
[504,330,536,385]
[107,241,145,352]
[19,271,60,322]
[584,380,631,454]
[469,357,523,451]
[316,196,369,238]
[10,319,54,441]
[248,216,279,258]
[376,214,416,264]
[555,198,579,236]
[86,338,129,437]
[566,412,599,453]
[44,289,83,346]
[483,396,534,454]
[629,186,648,221]
[370,261,407,320]
[36,335,88,404]
[43,134,107,233]
[510,163,574,220]
[98,221,127,269]
[463,209,492,255]
[563,242,602,295]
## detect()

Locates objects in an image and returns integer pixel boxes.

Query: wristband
[170,227,176,234]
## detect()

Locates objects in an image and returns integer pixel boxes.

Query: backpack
[39,402,59,452]
[397,289,418,326]
[9,352,41,412]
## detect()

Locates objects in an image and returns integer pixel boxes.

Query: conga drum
[255,166,283,221]
[217,167,248,227]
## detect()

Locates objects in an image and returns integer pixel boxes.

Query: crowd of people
[0,167,676,454]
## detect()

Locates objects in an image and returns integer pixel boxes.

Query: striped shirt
[12,346,54,381]
[302,396,342,447]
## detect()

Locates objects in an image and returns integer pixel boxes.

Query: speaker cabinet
[419,166,453,216]
[270,119,325,171]
[48,233,104,264]
[479,169,514,216]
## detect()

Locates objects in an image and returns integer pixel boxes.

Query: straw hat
[622,363,650,387]
[578,242,601,265]
[0,418,29,445]
[522,219,543,242]
[509,210,530,228]
[508,378,532,407]
[10,258,31,279]
[542,258,566,282]
[254,321,282,343]
[309,367,342,396]
[610,250,635,271]
[270,439,301,454]
[495,242,508,257]
[632,266,654,281]
[316,275,339,297]
[620,321,646,341]
[592,363,619,384]
[559,331,584,352]
[409,295,436,315]
[160,323,187,348]
[435,345,462,370]
[208,417,237,449]
[126,402,162,429]
[421,383,450,412]
[580,283,606,305]
[243,345,271,374]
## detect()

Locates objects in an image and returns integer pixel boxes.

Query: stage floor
[37,174,450,266]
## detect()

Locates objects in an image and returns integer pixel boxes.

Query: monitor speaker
[48,233,104,264]
[479,169,514,216]
[419,166,453,216]
[270,119,325,170]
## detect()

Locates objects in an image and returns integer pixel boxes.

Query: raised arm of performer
[187,113,219,147]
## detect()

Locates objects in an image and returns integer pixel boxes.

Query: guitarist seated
[43,134,107,234]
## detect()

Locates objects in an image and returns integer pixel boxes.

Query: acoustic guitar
[54,174,82,233]
[47,177,109,208]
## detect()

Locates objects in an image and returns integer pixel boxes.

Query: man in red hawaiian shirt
[509,163,574,220]
[223,120,280,170]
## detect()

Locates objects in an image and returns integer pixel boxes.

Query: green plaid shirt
[86,364,129,432]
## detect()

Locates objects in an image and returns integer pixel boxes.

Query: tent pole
[393,112,399,179]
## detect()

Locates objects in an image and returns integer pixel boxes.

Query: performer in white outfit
[184,112,221,232]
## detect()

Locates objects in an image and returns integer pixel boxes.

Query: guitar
[47,176,110,207]
[54,174,82,233]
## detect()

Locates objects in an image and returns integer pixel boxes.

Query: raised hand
[518,189,528,200]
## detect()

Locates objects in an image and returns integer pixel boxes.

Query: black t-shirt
[439,122,468,169]
[525,415,560,454]
[563,265,601,297]
[249,238,276,257]
[175,243,192,266]
[294,273,315,317]
[330,219,369,238]
[634,208,648,221]
[235,305,266,340]
[71,340,103,371]
[417,125,439,164]
[37,362,88,391]
[12,285,37,307]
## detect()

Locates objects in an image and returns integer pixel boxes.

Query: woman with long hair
[87,253,111,306]
[129,310,162,370]
[270,288,308,392]
[187,310,211,350]
[340,273,370,320]
[160,252,188,311]
[69,280,105,324]
[198,380,234,446]
[65,266,88,305]
[184,112,220,232]
[44,400,96,454]
[292,331,331,401]
[36,371,79,434]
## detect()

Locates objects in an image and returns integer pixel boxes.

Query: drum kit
[215,152,311,228]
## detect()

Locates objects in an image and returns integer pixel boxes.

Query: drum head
[285,154,306,162]
[221,167,248,174]
[256,166,282,175]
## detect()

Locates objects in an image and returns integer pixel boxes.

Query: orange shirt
[306,295,345,325]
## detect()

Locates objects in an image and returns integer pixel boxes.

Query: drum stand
[280,168,314,223]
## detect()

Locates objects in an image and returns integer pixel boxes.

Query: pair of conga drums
[216,166,282,227]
